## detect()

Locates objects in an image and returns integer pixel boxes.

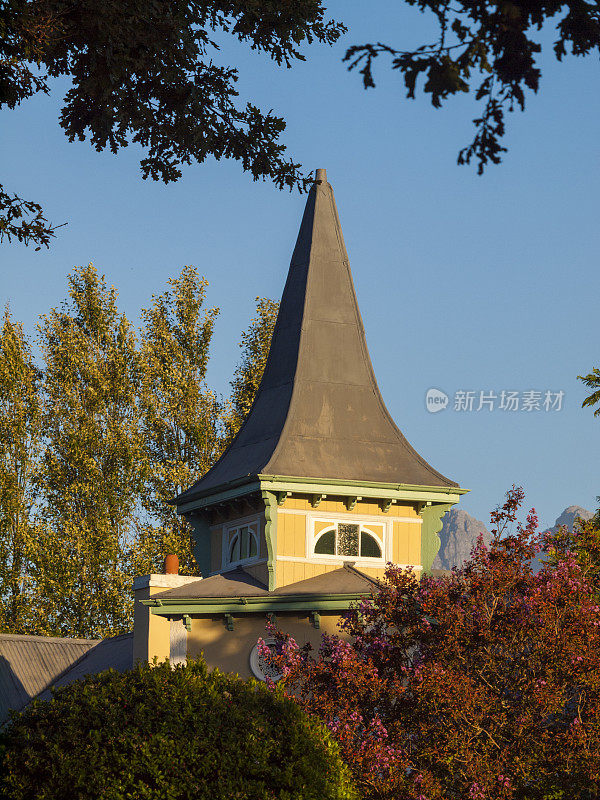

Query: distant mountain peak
[433,508,491,571]
[433,504,593,571]
[546,506,593,535]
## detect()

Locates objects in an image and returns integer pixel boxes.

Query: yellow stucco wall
[279,496,418,516]
[275,560,388,584]
[187,612,348,679]
[133,585,170,664]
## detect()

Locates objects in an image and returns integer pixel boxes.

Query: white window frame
[308,517,388,566]
[222,515,261,569]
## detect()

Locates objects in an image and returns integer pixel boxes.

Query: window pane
[314,530,335,554]
[249,531,257,558]
[360,532,382,558]
[338,524,359,557]
[229,535,240,563]
[240,526,249,559]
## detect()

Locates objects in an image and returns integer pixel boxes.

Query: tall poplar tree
[225,297,279,444]
[0,309,42,633]
[34,265,144,638]
[134,266,222,576]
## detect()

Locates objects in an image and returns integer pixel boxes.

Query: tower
[135,169,466,677]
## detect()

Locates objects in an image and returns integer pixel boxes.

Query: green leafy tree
[579,366,600,416]
[134,266,223,576]
[224,296,278,444]
[34,264,144,638]
[1,0,344,248]
[344,2,600,173]
[0,658,356,800]
[0,308,42,632]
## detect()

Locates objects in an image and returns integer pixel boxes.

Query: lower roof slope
[152,564,378,601]
[0,633,98,721]
[0,632,133,723]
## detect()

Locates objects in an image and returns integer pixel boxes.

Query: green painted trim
[259,475,468,495]
[420,502,454,574]
[259,476,467,506]
[176,474,468,514]
[177,480,261,514]
[143,591,366,607]
[149,598,364,615]
[188,511,212,578]
[143,592,368,616]
[262,490,277,591]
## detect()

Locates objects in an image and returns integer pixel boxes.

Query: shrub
[0,658,356,800]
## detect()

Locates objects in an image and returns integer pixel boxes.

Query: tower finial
[315,168,327,184]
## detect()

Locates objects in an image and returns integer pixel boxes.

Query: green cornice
[177,473,468,514]
[143,592,368,616]
[259,475,468,495]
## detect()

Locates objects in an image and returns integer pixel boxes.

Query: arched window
[313,523,383,560]
[225,523,259,567]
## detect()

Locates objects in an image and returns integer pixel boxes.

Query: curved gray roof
[177,169,457,505]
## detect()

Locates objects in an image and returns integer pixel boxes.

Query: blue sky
[2,1,599,530]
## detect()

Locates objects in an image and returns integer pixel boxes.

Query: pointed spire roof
[177,169,457,505]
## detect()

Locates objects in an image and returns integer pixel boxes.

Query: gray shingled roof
[0,632,133,723]
[177,169,457,506]
[152,568,268,599]
[272,564,379,595]
[37,633,133,702]
[153,564,377,600]
[0,633,98,722]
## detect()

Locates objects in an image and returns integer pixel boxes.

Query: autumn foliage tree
[34,265,145,638]
[224,296,278,445]
[134,266,223,577]
[0,264,279,637]
[0,309,42,632]
[269,487,600,800]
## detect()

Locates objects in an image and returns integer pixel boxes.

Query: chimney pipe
[163,554,179,575]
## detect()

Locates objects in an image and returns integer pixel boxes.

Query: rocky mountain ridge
[433,505,593,571]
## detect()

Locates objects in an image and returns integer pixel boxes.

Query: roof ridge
[0,632,100,645]
[342,563,382,587]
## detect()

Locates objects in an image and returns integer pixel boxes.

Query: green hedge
[0,658,356,800]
